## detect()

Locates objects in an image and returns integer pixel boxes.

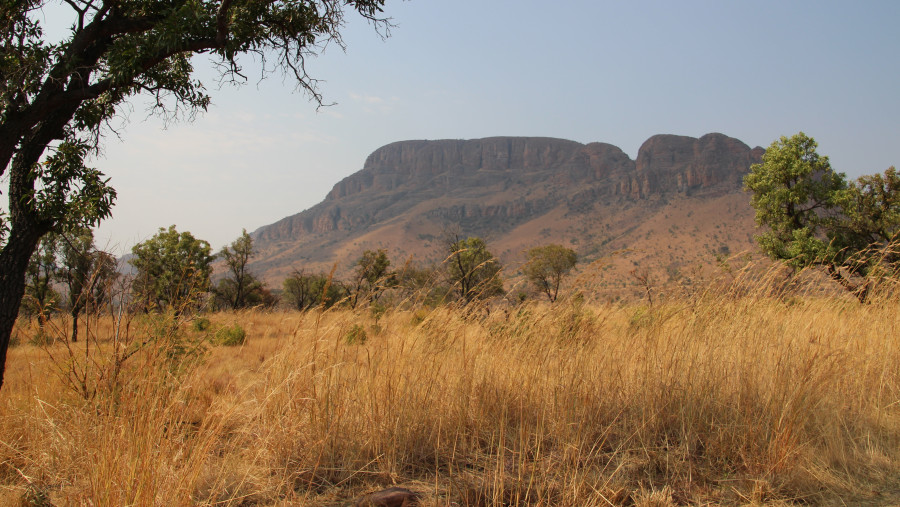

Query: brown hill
[249,133,766,298]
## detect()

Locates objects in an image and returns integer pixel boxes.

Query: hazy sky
[54,0,899,252]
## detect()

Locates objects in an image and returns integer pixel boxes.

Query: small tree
[446,236,504,303]
[522,244,577,302]
[214,229,265,310]
[282,270,347,311]
[349,249,395,308]
[57,227,117,342]
[744,133,900,301]
[629,266,655,306]
[22,234,60,323]
[395,262,451,306]
[130,226,213,312]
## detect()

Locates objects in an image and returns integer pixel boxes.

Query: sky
[38,0,900,253]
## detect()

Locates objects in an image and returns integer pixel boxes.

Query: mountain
[248,133,765,296]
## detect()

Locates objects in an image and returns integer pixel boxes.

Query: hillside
[249,133,766,297]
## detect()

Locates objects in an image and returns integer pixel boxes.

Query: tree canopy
[213,229,267,310]
[445,236,504,303]
[522,244,577,302]
[57,227,117,342]
[349,249,395,308]
[282,269,346,311]
[130,225,213,311]
[0,0,391,389]
[744,133,900,301]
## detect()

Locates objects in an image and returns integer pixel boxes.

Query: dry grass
[1,284,900,505]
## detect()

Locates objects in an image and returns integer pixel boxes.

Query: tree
[394,262,450,306]
[130,226,213,312]
[22,233,61,323]
[446,236,504,303]
[282,269,346,311]
[214,229,265,310]
[744,133,900,301]
[522,244,577,302]
[57,227,117,342]
[349,249,395,308]
[0,1,390,388]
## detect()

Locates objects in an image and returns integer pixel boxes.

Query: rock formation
[248,133,764,282]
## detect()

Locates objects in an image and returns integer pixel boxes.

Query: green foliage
[628,306,656,331]
[0,0,392,389]
[22,233,60,320]
[214,324,246,347]
[344,324,368,345]
[282,270,347,311]
[370,301,388,322]
[141,311,208,373]
[191,317,211,332]
[744,133,900,301]
[27,140,117,232]
[395,263,451,307]
[743,133,846,268]
[522,244,577,302]
[21,227,116,342]
[57,227,118,342]
[349,249,396,308]
[1,0,389,245]
[130,226,213,312]
[446,236,504,303]
[213,229,267,310]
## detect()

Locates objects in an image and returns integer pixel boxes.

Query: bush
[192,317,211,332]
[214,324,246,346]
[345,324,367,345]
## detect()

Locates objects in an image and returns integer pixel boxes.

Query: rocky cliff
[249,133,764,283]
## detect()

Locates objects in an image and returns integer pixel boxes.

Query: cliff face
[632,133,766,196]
[249,133,763,281]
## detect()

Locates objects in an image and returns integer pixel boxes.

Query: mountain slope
[249,133,765,294]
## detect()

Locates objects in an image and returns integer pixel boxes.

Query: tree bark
[0,225,46,390]
[71,308,79,343]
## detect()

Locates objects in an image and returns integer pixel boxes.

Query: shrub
[192,317,211,332]
[345,324,367,345]
[214,324,246,346]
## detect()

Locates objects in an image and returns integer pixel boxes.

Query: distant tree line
[21,132,900,331]
[21,223,584,329]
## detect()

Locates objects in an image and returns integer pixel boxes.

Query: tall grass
[1,281,899,505]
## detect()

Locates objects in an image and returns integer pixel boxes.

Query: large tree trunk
[0,225,45,390]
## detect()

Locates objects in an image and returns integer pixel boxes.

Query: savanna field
[2,275,900,506]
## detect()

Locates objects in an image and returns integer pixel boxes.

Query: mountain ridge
[248,133,765,290]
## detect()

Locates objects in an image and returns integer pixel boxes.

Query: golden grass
[1,291,899,505]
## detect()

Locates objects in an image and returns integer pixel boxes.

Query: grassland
[1,280,899,505]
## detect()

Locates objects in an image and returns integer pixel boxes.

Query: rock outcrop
[248,133,763,281]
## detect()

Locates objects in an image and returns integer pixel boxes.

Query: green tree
[0,1,390,388]
[57,227,117,342]
[349,249,395,308]
[395,262,450,306]
[22,233,61,323]
[282,269,346,311]
[130,226,213,312]
[522,244,577,302]
[214,229,265,310]
[446,236,504,303]
[744,133,900,301]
